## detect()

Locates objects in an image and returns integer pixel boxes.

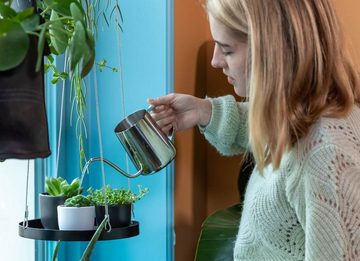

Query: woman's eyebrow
[214,40,232,48]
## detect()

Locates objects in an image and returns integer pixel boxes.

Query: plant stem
[80,216,109,261]
[52,240,61,261]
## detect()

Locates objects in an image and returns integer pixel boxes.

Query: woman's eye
[221,49,232,56]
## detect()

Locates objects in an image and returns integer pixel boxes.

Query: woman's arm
[201,95,249,155]
[149,93,249,155]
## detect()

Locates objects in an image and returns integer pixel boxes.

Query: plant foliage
[0,0,95,77]
[87,185,149,205]
[45,177,82,197]
[195,204,242,261]
[64,194,93,207]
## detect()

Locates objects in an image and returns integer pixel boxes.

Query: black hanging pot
[95,204,132,228]
[0,0,51,160]
[39,193,67,229]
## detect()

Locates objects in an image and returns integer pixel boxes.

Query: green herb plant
[87,185,149,205]
[45,177,82,197]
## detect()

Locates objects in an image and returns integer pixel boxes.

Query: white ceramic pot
[57,205,95,231]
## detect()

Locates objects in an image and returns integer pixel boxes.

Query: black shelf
[19,219,139,241]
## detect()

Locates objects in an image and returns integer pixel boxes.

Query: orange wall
[334,1,360,63]
[174,1,209,261]
[174,1,242,260]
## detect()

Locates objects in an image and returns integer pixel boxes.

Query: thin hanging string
[93,63,111,231]
[55,54,67,178]
[115,7,131,190]
[22,160,30,228]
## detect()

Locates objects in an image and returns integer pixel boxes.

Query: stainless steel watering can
[82,107,176,178]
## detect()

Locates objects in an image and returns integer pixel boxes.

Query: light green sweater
[202,95,360,261]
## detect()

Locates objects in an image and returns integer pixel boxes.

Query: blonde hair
[207,0,360,171]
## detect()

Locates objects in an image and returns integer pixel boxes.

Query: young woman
[149,0,360,260]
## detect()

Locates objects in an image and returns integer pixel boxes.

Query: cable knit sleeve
[286,144,360,261]
[198,95,249,156]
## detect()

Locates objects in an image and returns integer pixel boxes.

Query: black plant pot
[95,204,132,228]
[39,193,67,229]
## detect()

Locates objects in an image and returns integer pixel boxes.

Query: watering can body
[114,109,176,175]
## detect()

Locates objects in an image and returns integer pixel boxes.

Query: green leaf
[60,72,68,79]
[80,216,108,261]
[47,54,54,63]
[52,178,63,195]
[35,24,46,72]
[64,194,93,207]
[20,13,39,33]
[195,204,242,261]
[0,3,16,18]
[51,77,59,84]
[45,177,60,196]
[14,7,34,21]
[0,19,29,71]
[67,178,81,197]
[52,240,60,261]
[44,0,76,16]
[80,30,95,77]
[68,20,86,72]
[49,10,67,54]
[70,2,85,24]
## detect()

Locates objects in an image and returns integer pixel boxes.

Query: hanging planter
[0,0,95,161]
[0,0,50,160]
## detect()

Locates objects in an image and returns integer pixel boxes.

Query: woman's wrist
[197,98,212,127]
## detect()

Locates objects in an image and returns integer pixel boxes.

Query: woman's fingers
[161,123,174,136]
[157,115,176,128]
[150,107,174,122]
[147,94,174,107]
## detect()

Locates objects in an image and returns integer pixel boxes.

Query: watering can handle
[82,157,143,179]
[147,105,175,141]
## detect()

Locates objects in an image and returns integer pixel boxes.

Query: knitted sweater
[201,95,360,261]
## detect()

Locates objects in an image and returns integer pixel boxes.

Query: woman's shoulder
[285,106,360,207]
[297,106,360,156]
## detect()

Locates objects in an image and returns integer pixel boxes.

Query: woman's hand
[148,93,212,134]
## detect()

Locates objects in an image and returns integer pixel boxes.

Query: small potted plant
[87,185,149,228]
[57,194,95,231]
[39,177,82,229]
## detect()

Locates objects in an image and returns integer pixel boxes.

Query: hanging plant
[0,0,95,160]
[0,0,121,166]
[0,0,95,77]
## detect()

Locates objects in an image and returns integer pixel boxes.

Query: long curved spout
[82,157,143,179]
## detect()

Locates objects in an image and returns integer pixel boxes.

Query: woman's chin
[234,86,247,97]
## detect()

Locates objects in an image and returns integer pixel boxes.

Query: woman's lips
[227,76,234,85]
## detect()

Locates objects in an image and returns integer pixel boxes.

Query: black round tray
[19,219,139,241]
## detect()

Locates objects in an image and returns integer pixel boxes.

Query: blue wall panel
[47,0,174,260]
[81,1,173,260]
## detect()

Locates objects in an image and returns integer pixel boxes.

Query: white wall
[0,160,35,261]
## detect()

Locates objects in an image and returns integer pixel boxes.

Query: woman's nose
[211,45,226,68]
